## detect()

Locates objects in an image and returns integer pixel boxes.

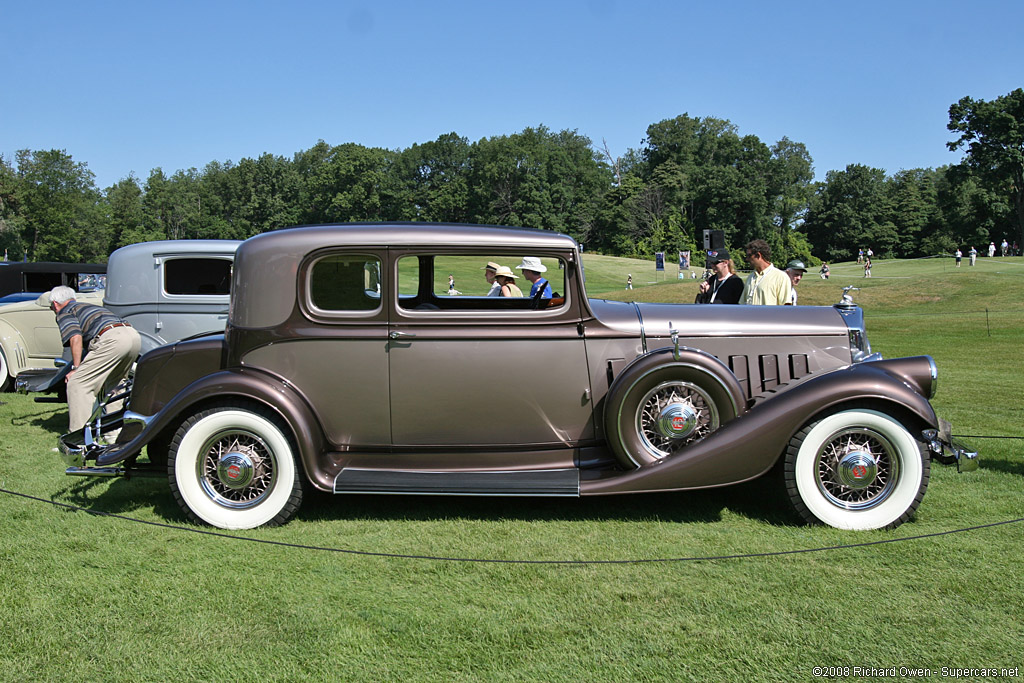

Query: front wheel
[784,408,929,530]
[168,405,303,529]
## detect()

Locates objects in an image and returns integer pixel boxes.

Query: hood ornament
[836,286,860,310]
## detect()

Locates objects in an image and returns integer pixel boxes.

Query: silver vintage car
[8,240,240,394]
[58,224,976,531]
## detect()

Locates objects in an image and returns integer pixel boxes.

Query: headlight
[849,328,873,362]
[837,305,880,363]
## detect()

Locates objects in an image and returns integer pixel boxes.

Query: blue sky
[2,0,1022,190]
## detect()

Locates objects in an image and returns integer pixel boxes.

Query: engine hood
[588,299,849,339]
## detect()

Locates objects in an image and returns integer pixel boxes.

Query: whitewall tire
[168,405,303,530]
[784,408,929,530]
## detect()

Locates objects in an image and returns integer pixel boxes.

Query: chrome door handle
[389,331,416,339]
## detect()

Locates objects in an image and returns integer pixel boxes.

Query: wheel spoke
[198,429,277,507]
[815,427,899,510]
[636,381,719,459]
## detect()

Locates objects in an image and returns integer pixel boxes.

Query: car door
[155,255,234,346]
[239,249,392,448]
[387,251,595,449]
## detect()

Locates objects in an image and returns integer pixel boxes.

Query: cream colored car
[0,290,103,391]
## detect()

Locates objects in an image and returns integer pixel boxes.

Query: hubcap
[836,451,878,489]
[217,452,256,489]
[656,403,699,440]
[197,429,277,509]
[815,427,899,510]
[637,381,719,459]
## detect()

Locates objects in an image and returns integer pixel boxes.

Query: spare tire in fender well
[603,347,747,469]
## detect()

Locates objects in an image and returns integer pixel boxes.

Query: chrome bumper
[925,419,979,473]
[57,408,155,476]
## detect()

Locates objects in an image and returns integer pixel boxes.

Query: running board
[333,468,580,496]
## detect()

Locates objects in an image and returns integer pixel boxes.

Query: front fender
[582,356,939,495]
[97,369,328,487]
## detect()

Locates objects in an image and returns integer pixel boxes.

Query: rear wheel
[0,347,9,392]
[168,405,303,529]
[784,408,929,530]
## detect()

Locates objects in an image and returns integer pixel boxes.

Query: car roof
[233,223,580,329]
[104,240,242,305]
[0,262,106,298]
[254,222,578,250]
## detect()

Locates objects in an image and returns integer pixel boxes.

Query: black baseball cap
[707,248,731,263]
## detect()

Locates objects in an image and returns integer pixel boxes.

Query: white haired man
[785,260,808,305]
[48,285,141,433]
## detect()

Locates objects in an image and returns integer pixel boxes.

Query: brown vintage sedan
[58,224,977,530]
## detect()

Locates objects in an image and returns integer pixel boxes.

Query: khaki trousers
[67,326,142,432]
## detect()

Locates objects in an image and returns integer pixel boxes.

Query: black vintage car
[0,261,105,303]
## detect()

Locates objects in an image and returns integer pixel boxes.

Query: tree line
[2,89,1021,268]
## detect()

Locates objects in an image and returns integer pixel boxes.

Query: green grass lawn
[1,254,1022,681]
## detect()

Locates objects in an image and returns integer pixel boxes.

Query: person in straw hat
[494,266,523,297]
[482,261,502,296]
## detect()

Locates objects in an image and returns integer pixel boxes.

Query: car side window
[396,254,566,312]
[165,258,232,295]
[309,254,382,312]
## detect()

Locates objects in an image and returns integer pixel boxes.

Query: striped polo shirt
[56,301,125,346]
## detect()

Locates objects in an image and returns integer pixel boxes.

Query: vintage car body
[100,240,240,354]
[0,290,104,391]
[0,261,105,299]
[5,240,240,394]
[57,223,977,531]
[0,262,106,390]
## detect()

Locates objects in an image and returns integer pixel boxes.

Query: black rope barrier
[1,486,1021,565]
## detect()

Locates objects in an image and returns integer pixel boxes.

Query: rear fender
[0,319,29,377]
[97,369,329,487]
[583,358,939,495]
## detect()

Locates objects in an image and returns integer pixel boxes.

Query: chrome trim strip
[632,302,647,353]
[333,467,581,496]
[66,467,124,478]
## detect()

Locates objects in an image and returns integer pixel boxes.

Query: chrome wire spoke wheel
[169,406,302,530]
[784,408,929,530]
[635,380,720,459]
[197,428,278,509]
[814,427,899,510]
